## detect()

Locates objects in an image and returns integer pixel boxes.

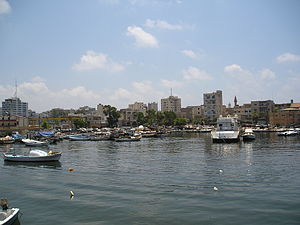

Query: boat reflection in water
[4,160,62,169]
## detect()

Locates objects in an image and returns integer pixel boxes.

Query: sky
[0,0,300,112]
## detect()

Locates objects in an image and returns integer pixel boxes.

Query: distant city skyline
[0,0,300,112]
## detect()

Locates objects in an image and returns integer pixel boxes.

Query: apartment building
[203,90,223,121]
[2,97,28,117]
[161,96,181,114]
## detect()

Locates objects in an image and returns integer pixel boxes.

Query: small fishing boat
[68,134,91,141]
[115,134,142,142]
[22,138,48,147]
[0,208,19,225]
[0,199,19,225]
[3,150,61,162]
[0,136,15,145]
[241,128,256,141]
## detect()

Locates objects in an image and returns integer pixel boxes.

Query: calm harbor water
[1,133,300,225]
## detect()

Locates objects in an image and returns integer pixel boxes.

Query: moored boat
[22,138,48,147]
[68,134,91,141]
[277,129,298,136]
[241,128,256,141]
[0,136,15,145]
[3,149,61,162]
[0,199,19,225]
[115,134,142,142]
[211,115,240,143]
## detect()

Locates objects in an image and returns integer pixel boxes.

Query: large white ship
[211,115,240,143]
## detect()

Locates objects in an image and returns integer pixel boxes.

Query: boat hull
[211,131,240,143]
[242,135,256,141]
[212,137,240,143]
[3,153,61,162]
[0,208,19,225]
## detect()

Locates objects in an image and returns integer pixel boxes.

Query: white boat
[3,150,61,162]
[211,116,240,143]
[277,129,298,136]
[241,128,256,141]
[22,138,48,146]
[0,136,15,145]
[68,134,91,141]
[0,208,19,225]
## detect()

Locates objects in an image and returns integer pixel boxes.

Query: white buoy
[70,191,74,198]
[219,169,223,173]
[213,187,218,191]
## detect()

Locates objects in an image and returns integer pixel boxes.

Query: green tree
[156,112,165,126]
[73,119,88,129]
[136,112,146,126]
[174,118,187,127]
[145,110,157,126]
[41,120,50,129]
[163,111,177,126]
[103,105,120,128]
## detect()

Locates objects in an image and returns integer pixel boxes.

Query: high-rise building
[2,97,28,117]
[203,90,223,121]
[161,96,181,114]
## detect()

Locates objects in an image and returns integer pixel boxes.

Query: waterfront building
[119,102,147,126]
[203,90,223,121]
[234,104,252,124]
[269,103,300,126]
[129,102,147,113]
[0,115,29,130]
[180,106,203,122]
[161,95,181,114]
[251,100,274,124]
[2,97,28,117]
[148,102,158,112]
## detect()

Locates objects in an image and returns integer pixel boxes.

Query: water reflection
[4,161,62,169]
[206,143,241,157]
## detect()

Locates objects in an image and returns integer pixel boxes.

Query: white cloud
[132,81,153,94]
[224,64,243,73]
[260,68,275,80]
[183,67,212,81]
[0,0,11,14]
[276,53,300,63]
[160,79,183,88]
[72,50,125,72]
[127,26,158,48]
[0,79,102,112]
[181,50,198,59]
[145,19,183,30]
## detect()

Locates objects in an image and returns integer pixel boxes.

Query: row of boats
[211,116,300,143]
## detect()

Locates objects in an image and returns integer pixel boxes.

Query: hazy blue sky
[1,0,300,112]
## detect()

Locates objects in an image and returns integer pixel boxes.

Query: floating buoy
[219,169,223,173]
[67,168,74,172]
[213,187,218,191]
[70,191,74,199]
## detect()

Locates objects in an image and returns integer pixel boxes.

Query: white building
[2,97,28,117]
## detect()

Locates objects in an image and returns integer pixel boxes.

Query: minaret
[234,96,237,107]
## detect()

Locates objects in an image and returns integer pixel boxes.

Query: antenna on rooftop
[14,80,18,98]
